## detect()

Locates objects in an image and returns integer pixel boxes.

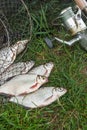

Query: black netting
[0,0,21,16]
[0,0,32,49]
[0,0,32,87]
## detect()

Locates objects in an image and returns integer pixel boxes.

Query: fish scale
[0,39,28,75]
[0,61,35,86]
[0,74,48,96]
[0,46,18,74]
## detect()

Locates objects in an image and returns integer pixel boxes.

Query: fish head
[26,60,35,69]
[44,62,54,77]
[16,39,29,55]
[36,75,48,84]
[22,61,35,73]
[52,87,67,97]
[45,62,54,70]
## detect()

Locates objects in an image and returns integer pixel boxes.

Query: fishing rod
[74,0,87,17]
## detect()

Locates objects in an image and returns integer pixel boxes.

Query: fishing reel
[44,5,87,50]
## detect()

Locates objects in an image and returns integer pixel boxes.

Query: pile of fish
[0,39,67,108]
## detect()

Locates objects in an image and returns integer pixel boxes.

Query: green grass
[0,0,87,130]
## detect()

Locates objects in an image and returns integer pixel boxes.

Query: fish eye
[42,76,46,80]
[58,88,64,92]
[45,64,48,67]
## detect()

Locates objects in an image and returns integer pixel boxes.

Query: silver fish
[9,87,67,108]
[28,62,54,77]
[0,40,28,74]
[0,61,35,86]
[0,74,48,96]
[0,46,18,74]
[13,39,28,55]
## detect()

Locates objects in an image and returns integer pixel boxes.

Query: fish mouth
[49,62,54,66]
[26,60,35,66]
[18,39,29,46]
[46,63,54,71]
[64,89,67,93]
[22,39,29,44]
[45,78,48,83]
[45,62,54,68]
[61,89,67,96]
[30,61,35,65]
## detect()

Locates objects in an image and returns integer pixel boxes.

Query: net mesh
[0,0,33,86]
[0,0,32,49]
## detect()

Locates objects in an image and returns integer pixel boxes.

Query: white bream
[28,62,54,77]
[0,74,48,96]
[9,87,67,108]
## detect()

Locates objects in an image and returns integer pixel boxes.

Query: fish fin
[45,95,53,101]
[18,92,28,96]
[24,106,30,109]
[0,93,15,98]
[6,76,15,82]
[38,104,45,107]
[38,95,53,108]
[30,83,38,89]
[44,95,53,102]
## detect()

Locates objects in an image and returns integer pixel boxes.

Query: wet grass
[0,0,87,130]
